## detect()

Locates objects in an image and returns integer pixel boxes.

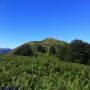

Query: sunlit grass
[0,55,90,90]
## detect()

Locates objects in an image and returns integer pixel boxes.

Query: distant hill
[11,38,67,56]
[0,48,12,54]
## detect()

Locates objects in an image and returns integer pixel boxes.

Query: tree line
[14,39,90,65]
[58,40,90,65]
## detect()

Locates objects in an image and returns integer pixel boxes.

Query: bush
[48,46,57,56]
[37,45,46,53]
[64,40,90,64]
[58,44,68,61]
[14,45,33,56]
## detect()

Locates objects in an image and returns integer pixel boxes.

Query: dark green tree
[64,40,90,64]
[58,44,68,61]
[37,45,46,53]
[14,44,33,56]
[48,46,57,56]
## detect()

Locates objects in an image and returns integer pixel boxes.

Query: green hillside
[0,55,90,90]
[42,38,65,46]
[2,38,90,89]
[9,38,90,65]
[10,38,66,56]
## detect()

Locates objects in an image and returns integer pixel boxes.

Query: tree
[58,44,68,61]
[48,46,57,56]
[37,45,46,53]
[64,40,90,64]
[14,44,33,56]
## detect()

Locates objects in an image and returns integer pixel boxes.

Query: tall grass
[0,55,90,90]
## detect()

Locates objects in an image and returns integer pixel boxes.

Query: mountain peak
[42,37,65,46]
[43,37,58,41]
[11,38,66,56]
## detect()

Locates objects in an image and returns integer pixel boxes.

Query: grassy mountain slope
[42,38,65,46]
[10,38,66,56]
[0,55,90,90]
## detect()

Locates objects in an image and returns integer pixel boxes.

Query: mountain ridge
[10,38,66,56]
[0,48,12,54]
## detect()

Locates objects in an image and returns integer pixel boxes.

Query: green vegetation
[59,40,90,65]
[42,38,66,46]
[0,55,90,90]
[1,38,90,89]
[11,38,65,55]
[12,38,90,65]
[48,46,57,56]
[13,44,33,56]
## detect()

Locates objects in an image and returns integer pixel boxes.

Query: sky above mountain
[0,0,90,48]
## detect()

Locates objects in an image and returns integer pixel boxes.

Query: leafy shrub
[37,45,46,53]
[14,45,33,56]
[64,40,90,64]
[48,46,57,56]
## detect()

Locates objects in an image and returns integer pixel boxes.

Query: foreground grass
[0,55,90,90]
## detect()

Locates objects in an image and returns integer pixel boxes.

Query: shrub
[37,45,46,53]
[64,40,90,64]
[48,46,57,56]
[14,45,33,56]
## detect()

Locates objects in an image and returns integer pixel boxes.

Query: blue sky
[0,0,90,48]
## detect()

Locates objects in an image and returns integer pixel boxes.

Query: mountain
[42,38,65,46]
[11,38,67,56]
[0,48,12,54]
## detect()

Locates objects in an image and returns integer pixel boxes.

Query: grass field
[0,55,90,90]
